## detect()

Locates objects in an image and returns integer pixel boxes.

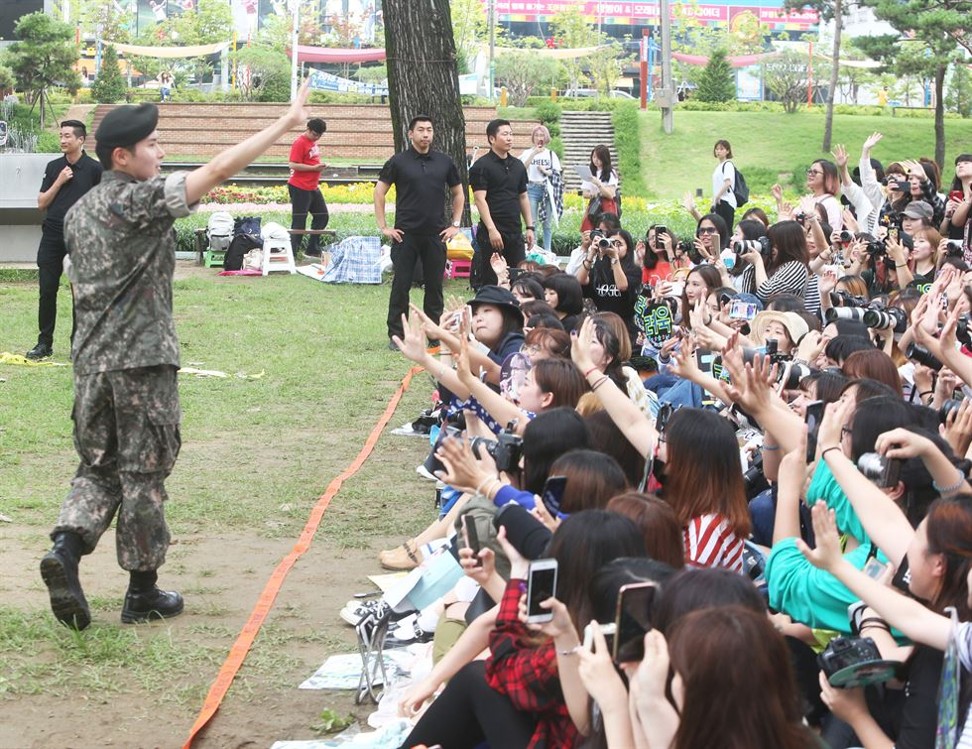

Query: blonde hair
[531,125,551,143]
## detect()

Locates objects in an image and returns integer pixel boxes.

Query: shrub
[696,49,735,103]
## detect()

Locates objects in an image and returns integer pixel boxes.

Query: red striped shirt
[683,513,745,572]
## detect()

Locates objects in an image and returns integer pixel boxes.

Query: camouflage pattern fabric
[64,171,194,375]
[53,365,180,571]
[53,169,195,571]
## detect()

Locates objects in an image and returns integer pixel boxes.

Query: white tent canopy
[113,41,231,58]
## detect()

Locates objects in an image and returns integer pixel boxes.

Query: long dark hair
[668,606,818,749]
[924,495,972,621]
[663,409,751,537]
[766,220,810,275]
[546,510,646,633]
[589,144,614,182]
[521,407,590,494]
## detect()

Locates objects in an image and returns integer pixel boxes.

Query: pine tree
[696,49,736,103]
[91,45,126,104]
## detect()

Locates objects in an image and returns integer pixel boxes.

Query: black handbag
[587,196,603,220]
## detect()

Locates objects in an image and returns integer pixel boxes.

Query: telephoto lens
[904,342,943,372]
[862,307,908,334]
[825,307,867,324]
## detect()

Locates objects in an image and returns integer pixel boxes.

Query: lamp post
[488,0,496,100]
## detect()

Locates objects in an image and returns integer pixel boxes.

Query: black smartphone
[613,582,656,662]
[804,399,824,463]
[526,559,558,623]
[541,476,568,517]
[461,514,482,565]
[695,187,704,198]
[654,225,667,251]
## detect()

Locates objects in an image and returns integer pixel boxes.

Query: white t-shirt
[581,170,618,198]
[520,148,560,183]
[713,160,737,208]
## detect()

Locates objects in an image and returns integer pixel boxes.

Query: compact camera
[856,452,901,488]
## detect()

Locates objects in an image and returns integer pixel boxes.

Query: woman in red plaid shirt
[399,511,646,749]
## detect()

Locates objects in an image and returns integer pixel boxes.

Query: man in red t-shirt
[287,117,330,257]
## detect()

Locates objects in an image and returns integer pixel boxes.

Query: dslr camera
[818,636,899,688]
[470,422,524,473]
[590,229,612,252]
[945,239,964,258]
[904,342,943,372]
[862,304,908,334]
[732,236,772,258]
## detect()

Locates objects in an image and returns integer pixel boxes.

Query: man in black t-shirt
[27,120,103,360]
[468,119,534,286]
[375,115,464,348]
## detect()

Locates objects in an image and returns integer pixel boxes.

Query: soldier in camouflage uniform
[41,81,316,630]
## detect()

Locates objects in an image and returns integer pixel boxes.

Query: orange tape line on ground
[182,366,421,749]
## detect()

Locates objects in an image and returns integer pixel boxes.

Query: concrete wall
[0,153,49,262]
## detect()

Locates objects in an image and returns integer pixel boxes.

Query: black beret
[95,103,159,149]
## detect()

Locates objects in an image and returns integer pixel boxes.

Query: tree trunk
[822,0,842,152]
[934,62,946,168]
[382,0,471,225]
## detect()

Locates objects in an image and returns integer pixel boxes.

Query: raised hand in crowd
[576,622,635,749]
[630,630,679,749]
[434,433,499,496]
[530,499,561,533]
[490,252,510,287]
[393,312,433,363]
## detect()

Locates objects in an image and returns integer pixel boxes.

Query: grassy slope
[637,110,972,199]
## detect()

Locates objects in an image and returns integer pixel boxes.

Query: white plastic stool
[261,237,296,276]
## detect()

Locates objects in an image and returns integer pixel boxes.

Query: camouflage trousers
[53,365,181,571]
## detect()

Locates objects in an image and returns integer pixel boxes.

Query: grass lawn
[637,110,972,199]
[0,268,465,746]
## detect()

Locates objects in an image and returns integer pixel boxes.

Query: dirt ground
[0,443,432,749]
[0,260,438,749]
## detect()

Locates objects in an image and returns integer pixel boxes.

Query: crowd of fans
[349,134,972,749]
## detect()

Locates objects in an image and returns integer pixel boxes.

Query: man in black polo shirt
[26,120,103,360]
[375,115,464,348]
[468,118,534,286]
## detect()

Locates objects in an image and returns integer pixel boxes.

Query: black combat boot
[40,531,91,630]
[121,570,184,624]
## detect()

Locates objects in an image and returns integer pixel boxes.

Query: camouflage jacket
[64,171,195,375]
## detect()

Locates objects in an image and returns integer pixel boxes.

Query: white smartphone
[525,559,558,624]
[583,621,617,651]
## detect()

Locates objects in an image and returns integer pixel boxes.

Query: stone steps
[559,111,617,192]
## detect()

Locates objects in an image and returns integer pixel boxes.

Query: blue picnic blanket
[322,236,383,284]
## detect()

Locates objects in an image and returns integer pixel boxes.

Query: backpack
[723,161,749,207]
[233,216,262,237]
[207,211,234,251]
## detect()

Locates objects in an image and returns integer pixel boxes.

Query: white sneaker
[340,598,389,626]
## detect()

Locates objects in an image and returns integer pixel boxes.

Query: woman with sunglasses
[692,213,729,264]
[806,159,843,232]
